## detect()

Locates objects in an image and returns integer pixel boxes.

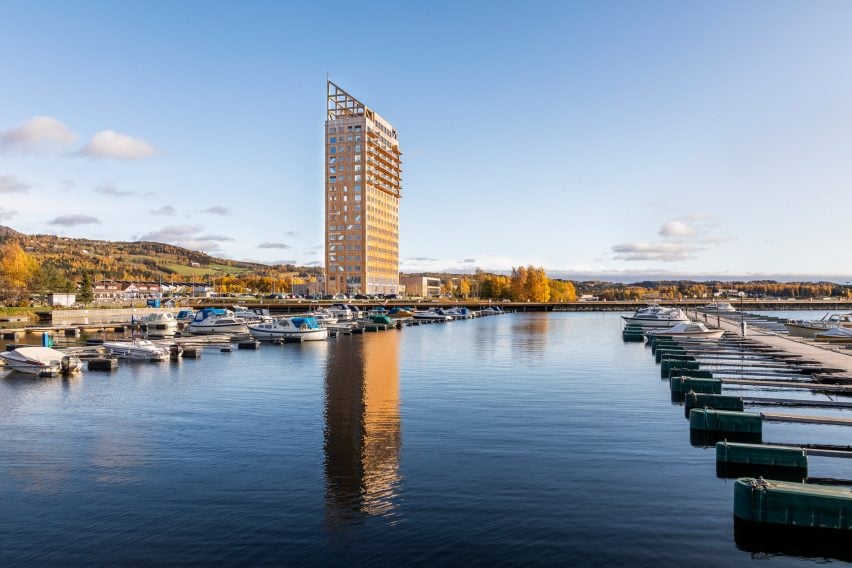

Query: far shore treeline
[0,227,850,307]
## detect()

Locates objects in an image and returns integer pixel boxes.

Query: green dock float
[690,409,762,433]
[667,367,713,380]
[670,377,722,394]
[690,409,763,446]
[684,393,744,418]
[662,360,699,377]
[717,442,807,481]
[655,347,685,362]
[734,478,852,531]
[622,327,645,342]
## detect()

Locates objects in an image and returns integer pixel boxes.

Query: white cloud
[150,205,176,216]
[135,224,232,253]
[48,214,101,227]
[79,130,158,159]
[200,206,231,216]
[257,242,291,249]
[93,182,155,197]
[658,220,697,239]
[612,241,696,262]
[0,116,77,153]
[0,174,31,193]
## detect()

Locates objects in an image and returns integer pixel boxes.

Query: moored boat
[814,327,852,343]
[644,321,725,340]
[102,339,170,361]
[0,346,82,375]
[188,308,249,334]
[622,305,690,327]
[247,317,328,342]
[696,302,737,314]
[140,311,178,337]
[413,309,452,321]
[784,313,852,338]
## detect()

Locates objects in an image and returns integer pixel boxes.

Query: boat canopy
[290,317,320,329]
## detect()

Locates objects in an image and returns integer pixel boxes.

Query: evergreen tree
[78,272,94,305]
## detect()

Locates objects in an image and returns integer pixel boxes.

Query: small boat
[784,313,852,338]
[102,339,170,361]
[413,309,453,321]
[388,307,414,318]
[188,308,249,334]
[139,311,178,337]
[247,317,328,342]
[622,305,690,327]
[369,314,393,325]
[444,307,473,320]
[814,327,852,343]
[0,346,82,375]
[175,309,195,322]
[233,306,273,323]
[645,322,725,340]
[696,302,737,314]
[481,306,505,315]
[328,304,361,322]
[307,309,338,327]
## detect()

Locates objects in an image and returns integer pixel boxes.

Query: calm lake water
[1,313,850,566]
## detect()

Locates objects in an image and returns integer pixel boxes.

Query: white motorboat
[247,317,328,342]
[814,327,852,343]
[102,339,170,361]
[328,304,361,322]
[443,307,474,320]
[696,302,737,314]
[233,306,273,323]
[188,308,249,334]
[308,309,338,326]
[784,313,852,338]
[413,309,453,321]
[140,311,178,337]
[0,346,82,375]
[622,305,690,327]
[645,322,725,340]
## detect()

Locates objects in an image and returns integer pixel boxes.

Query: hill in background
[0,225,320,282]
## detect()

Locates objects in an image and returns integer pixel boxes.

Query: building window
[355,145,361,152]
[329,156,336,163]
[329,148,336,154]
[329,137,336,143]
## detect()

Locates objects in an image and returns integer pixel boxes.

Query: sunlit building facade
[325,81,402,296]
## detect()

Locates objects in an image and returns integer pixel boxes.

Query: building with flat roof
[325,81,402,296]
[399,276,441,298]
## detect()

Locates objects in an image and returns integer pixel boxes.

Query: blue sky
[2,0,852,280]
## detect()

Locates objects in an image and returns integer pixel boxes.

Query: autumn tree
[458,277,471,298]
[0,241,38,304]
[549,279,577,302]
[441,278,455,297]
[511,265,550,302]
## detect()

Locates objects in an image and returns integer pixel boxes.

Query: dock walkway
[689,309,852,376]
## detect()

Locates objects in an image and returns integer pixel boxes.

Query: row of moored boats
[622,303,731,340]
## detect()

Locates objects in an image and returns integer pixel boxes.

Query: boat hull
[189,323,248,334]
[248,327,328,342]
[621,316,690,327]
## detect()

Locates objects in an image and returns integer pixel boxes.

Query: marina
[0,311,850,564]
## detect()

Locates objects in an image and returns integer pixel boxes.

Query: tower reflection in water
[323,331,401,525]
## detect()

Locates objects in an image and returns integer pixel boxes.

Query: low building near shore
[47,292,76,307]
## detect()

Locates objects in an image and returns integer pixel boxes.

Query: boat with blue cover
[247,317,328,342]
